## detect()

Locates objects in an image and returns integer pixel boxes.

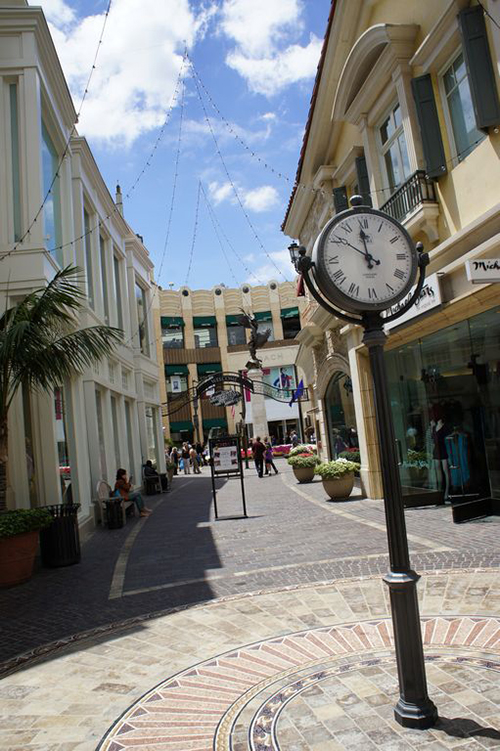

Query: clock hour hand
[359,228,380,269]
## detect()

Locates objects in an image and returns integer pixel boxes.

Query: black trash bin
[105,498,124,529]
[40,503,81,567]
[160,473,169,492]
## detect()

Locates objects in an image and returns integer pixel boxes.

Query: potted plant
[287,453,319,483]
[315,458,360,500]
[0,508,52,587]
[288,444,317,458]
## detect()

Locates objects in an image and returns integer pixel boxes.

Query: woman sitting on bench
[115,468,152,517]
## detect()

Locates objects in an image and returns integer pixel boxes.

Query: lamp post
[288,199,438,730]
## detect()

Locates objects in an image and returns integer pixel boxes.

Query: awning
[254,310,272,322]
[280,306,299,318]
[193,315,217,327]
[226,314,242,325]
[165,364,189,376]
[170,420,193,432]
[197,362,222,376]
[161,316,184,327]
[203,418,228,429]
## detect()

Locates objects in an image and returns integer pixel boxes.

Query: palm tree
[0,266,123,512]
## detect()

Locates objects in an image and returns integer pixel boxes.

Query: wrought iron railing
[380,170,437,224]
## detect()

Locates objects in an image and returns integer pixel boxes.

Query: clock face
[312,208,417,312]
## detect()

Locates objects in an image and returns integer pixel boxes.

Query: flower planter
[293,466,315,483]
[322,472,355,500]
[0,530,39,587]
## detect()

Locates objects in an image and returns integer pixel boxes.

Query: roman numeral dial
[314,210,417,312]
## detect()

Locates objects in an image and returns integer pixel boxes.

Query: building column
[6,390,30,509]
[64,376,92,522]
[31,390,61,506]
[247,368,268,440]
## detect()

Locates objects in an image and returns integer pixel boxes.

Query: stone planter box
[292,466,315,483]
[0,530,39,587]
[322,472,355,500]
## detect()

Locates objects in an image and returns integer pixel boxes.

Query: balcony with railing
[380,170,440,242]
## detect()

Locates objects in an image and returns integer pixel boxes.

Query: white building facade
[0,0,164,534]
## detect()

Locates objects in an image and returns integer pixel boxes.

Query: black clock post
[292,196,438,730]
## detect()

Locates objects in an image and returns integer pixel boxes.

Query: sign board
[209,434,247,520]
[170,376,182,393]
[385,273,442,331]
[465,259,500,284]
[197,372,254,396]
[209,389,241,407]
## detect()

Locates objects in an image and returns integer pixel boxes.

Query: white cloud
[247,249,293,283]
[41,0,215,145]
[220,0,322,96]
[208,181,279,212]
[243,185,279,212]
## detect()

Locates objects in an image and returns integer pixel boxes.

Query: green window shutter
[458,6,500,130]
[354,156,372,207]
[161,316,184,327]
[411,74,447,178]
[280,307,299,318]
[170,420,193,432]
[165,364,189,376]
[332,186,349,214]
[193,315,217,327]
[225,314,242,325]
[197,362,223,376]
[254,310,272,322]
[202,417,228,429]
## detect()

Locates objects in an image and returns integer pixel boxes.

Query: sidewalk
[1,463,499,749]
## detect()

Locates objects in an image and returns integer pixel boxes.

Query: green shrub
[338,450,361,464]
[315,459,359,479]
[0,508,53,540]
[288,444,316,457]
[287,454,320,468]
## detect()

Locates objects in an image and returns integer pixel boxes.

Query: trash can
[40,503,81,567]
[105,498,124,529]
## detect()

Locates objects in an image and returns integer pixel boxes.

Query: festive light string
[199,181,254,286]
[190,69,289,281]
[0,0,113,263]
[184,180,202,286]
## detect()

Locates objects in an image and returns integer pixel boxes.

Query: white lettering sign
[466,259,500,284]
[384,274,441,331]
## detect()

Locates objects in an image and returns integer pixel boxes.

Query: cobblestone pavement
[1,570,499,750]
[0,461,499,670]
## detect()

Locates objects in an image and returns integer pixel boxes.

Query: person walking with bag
[252,436,266,478]
[264,440,279,475]
[181,443,191,474]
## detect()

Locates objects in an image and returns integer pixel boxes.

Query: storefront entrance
[324,371,359,459]
[386,306,500,504]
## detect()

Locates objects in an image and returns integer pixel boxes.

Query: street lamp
[288,241,304,270]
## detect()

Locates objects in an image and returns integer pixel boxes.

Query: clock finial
[350,194,364,207]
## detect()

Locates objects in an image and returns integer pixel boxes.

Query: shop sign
[465,259,500,284]
[385,273,441,331]
[211,436,240,474]
[170,376,182,393]
[209,389,241,407]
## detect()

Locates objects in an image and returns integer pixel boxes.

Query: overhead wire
[184,180,202,286]
[198,182,241,286]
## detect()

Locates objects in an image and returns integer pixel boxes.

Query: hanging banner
[465,259,500,284]
[170,376,182,393]
[385,273,442,331]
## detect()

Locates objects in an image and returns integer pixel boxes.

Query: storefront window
[323,372,358,459]
[124,401,135,474]
[95,388,107,480]
[110,395,121,471]
[135,282,149,356]
[145,405,158,464]
[41,121,62,265]
[386,310,499,503]
[194,322,218,348]
[227,323,246,345]
[54,386,71,498]
[162,323,184,348]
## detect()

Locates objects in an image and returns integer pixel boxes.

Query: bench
[94,480,136,527]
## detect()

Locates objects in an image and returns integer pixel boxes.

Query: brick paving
[0,461,499,669]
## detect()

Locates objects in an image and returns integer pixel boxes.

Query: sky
[39,0,331,289]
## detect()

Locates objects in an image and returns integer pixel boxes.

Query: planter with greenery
[315,458,360,500]
[0,267,122,583]
[0,508,52,587]
[288,444,317,458]
[287,453,319,483]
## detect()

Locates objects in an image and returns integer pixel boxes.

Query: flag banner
[289,378,305,407]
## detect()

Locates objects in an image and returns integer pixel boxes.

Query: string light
[184,180,201,286]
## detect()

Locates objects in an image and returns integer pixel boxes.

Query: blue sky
[41,0,331,289]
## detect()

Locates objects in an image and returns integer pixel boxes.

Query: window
[54,386,71,497]
[193,317,218,348]
[95,388,107,479]
[145,406,158,464]
[41,121,62,264]
[10,84,21,242]
[110,395,121,470]
[161,317,184,348]
[165,364,189,393]
[99,235,110,324]
[226,315,246,345]
[443,52,485,162]
[258,320,274,341]
[113,254,123,330]
[83,210,94,308]
[135,282,149,356]
[124,401,135,474]
[379,104,411,192]
[281,307,301,339]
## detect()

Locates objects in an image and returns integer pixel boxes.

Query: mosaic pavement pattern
[2,569,500,750]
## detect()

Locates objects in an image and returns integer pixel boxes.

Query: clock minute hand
[359,228,380,269]
[335,236,373,260]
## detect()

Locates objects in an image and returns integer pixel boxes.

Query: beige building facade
[284,0,500,503]
[154,281,308,445]
[0,0,164,533]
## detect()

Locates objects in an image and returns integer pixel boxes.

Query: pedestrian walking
[171,446,179,475]
[181,443,191,474]
[264,441,279,475]
[290,430,299,448]
[190,445,201,474]
[252,436,266,478]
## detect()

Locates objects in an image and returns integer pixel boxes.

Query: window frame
[376,101,412,197]
[41,119,63,264]
[193,323,218,349]
[438,48,486,167]
[135,279,150,357]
